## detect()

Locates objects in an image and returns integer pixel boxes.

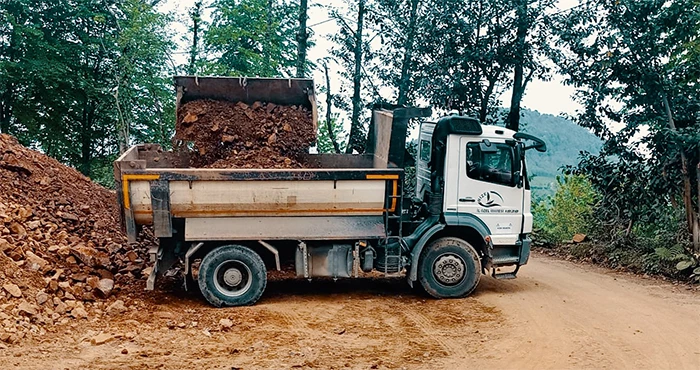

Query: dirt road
[2,253,698,370]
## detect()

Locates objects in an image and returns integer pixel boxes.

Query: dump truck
[114,76,546,307]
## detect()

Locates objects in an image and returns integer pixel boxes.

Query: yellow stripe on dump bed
[122,174,160,210]
[365,174,399,211]
[366,174,399,180]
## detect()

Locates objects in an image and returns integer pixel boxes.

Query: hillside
[518,110,602,197]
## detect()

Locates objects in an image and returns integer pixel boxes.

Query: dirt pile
[174,99,315,168]
[0,134,152,344]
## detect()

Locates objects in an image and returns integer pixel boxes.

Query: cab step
[491,264,520,280]
[493,272,517,280]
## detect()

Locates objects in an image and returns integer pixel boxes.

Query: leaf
[693,267,700,275]
[676,260,693,271]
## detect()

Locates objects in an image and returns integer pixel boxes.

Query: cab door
[457,137,523,246]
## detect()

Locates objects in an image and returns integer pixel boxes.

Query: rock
[219,318,233,329]
[106,300,127,315]
[71,306,88,319]
[70,244,110,268]
[36,291,49,305]
[24,251,48,271]
[96,269,114,280]
[54,299,67,315]
[121,348,129,354]
[0,238,10,253]
[3,283,22,298]
[17,301,38,317]
[57,212,79,222]
[91,333,113,345]
[86,276,99,289]
[25,220,41,230]
[572,233,587,243]
[58,281,74,294]
[9,223,26,235]
[71,273,89,282]
[46,279,59,293]
[56,246,72,258]
[95,279,114,298]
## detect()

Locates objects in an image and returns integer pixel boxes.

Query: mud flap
[146,242,178,291]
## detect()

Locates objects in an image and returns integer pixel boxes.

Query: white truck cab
[415,116,544,279]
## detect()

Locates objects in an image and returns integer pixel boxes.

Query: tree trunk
[188,1,202,75]
[265,0,274,75]
[661,92,698,251]
[694,148,700,252]
[324,62,341,154]
[296,0,308,78]
[80,102,95,177]
[0,87,10,134]
[346,0,365,154]
[397,0,420,106]
[479,77,497,123]
[506,0,527,132]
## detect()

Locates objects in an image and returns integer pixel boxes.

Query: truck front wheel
[198,245,267,307]
[418,237,481,299]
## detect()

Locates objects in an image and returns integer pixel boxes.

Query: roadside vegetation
[534,175,700,282]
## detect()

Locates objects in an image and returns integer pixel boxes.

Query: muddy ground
[1,252,698,370]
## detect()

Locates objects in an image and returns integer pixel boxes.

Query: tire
[198,245,267,307]
[418,237,481,299]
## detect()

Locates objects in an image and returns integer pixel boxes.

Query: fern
[655,245,688,262]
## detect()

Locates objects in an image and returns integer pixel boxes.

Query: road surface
[2,252,699,369]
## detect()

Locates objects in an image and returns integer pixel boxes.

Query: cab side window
[466,143,514,186]
[419,139,431,161]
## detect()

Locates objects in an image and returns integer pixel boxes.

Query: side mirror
[513,132,547,153]
[513,170,522,188]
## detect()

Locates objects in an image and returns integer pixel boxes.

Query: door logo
[478,191,504,208]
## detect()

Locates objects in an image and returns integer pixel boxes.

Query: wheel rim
[433,253,466,286]
[213,260,253,298]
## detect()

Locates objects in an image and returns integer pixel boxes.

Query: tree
[505,0,557,132]
[205,0,297,77]
[555,0,700,251]
[322,60,341,153]
[370,0,423,106]
[328,0,373,154]
[296,0,309,77]
[0,0,175,184]
[187,0,204,75]
[409,0,518,123]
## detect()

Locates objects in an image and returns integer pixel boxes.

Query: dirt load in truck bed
[175,99,315,168]
[0,134,153,344]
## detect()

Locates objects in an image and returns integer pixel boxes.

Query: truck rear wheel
[198,245,267,307]
[418,237,481,299]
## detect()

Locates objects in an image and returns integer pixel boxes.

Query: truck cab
[415,116,543,280]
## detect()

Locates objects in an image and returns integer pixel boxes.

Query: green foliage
[554,0,700,252]
[205,0,297,77]
[316,115,346,154]
[534,175,598,244]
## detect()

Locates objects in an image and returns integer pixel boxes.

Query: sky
[161,0,583,119]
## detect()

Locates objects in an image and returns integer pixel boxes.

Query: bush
[533,175,599,244]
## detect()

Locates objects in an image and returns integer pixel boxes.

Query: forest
[1,0,698,279]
